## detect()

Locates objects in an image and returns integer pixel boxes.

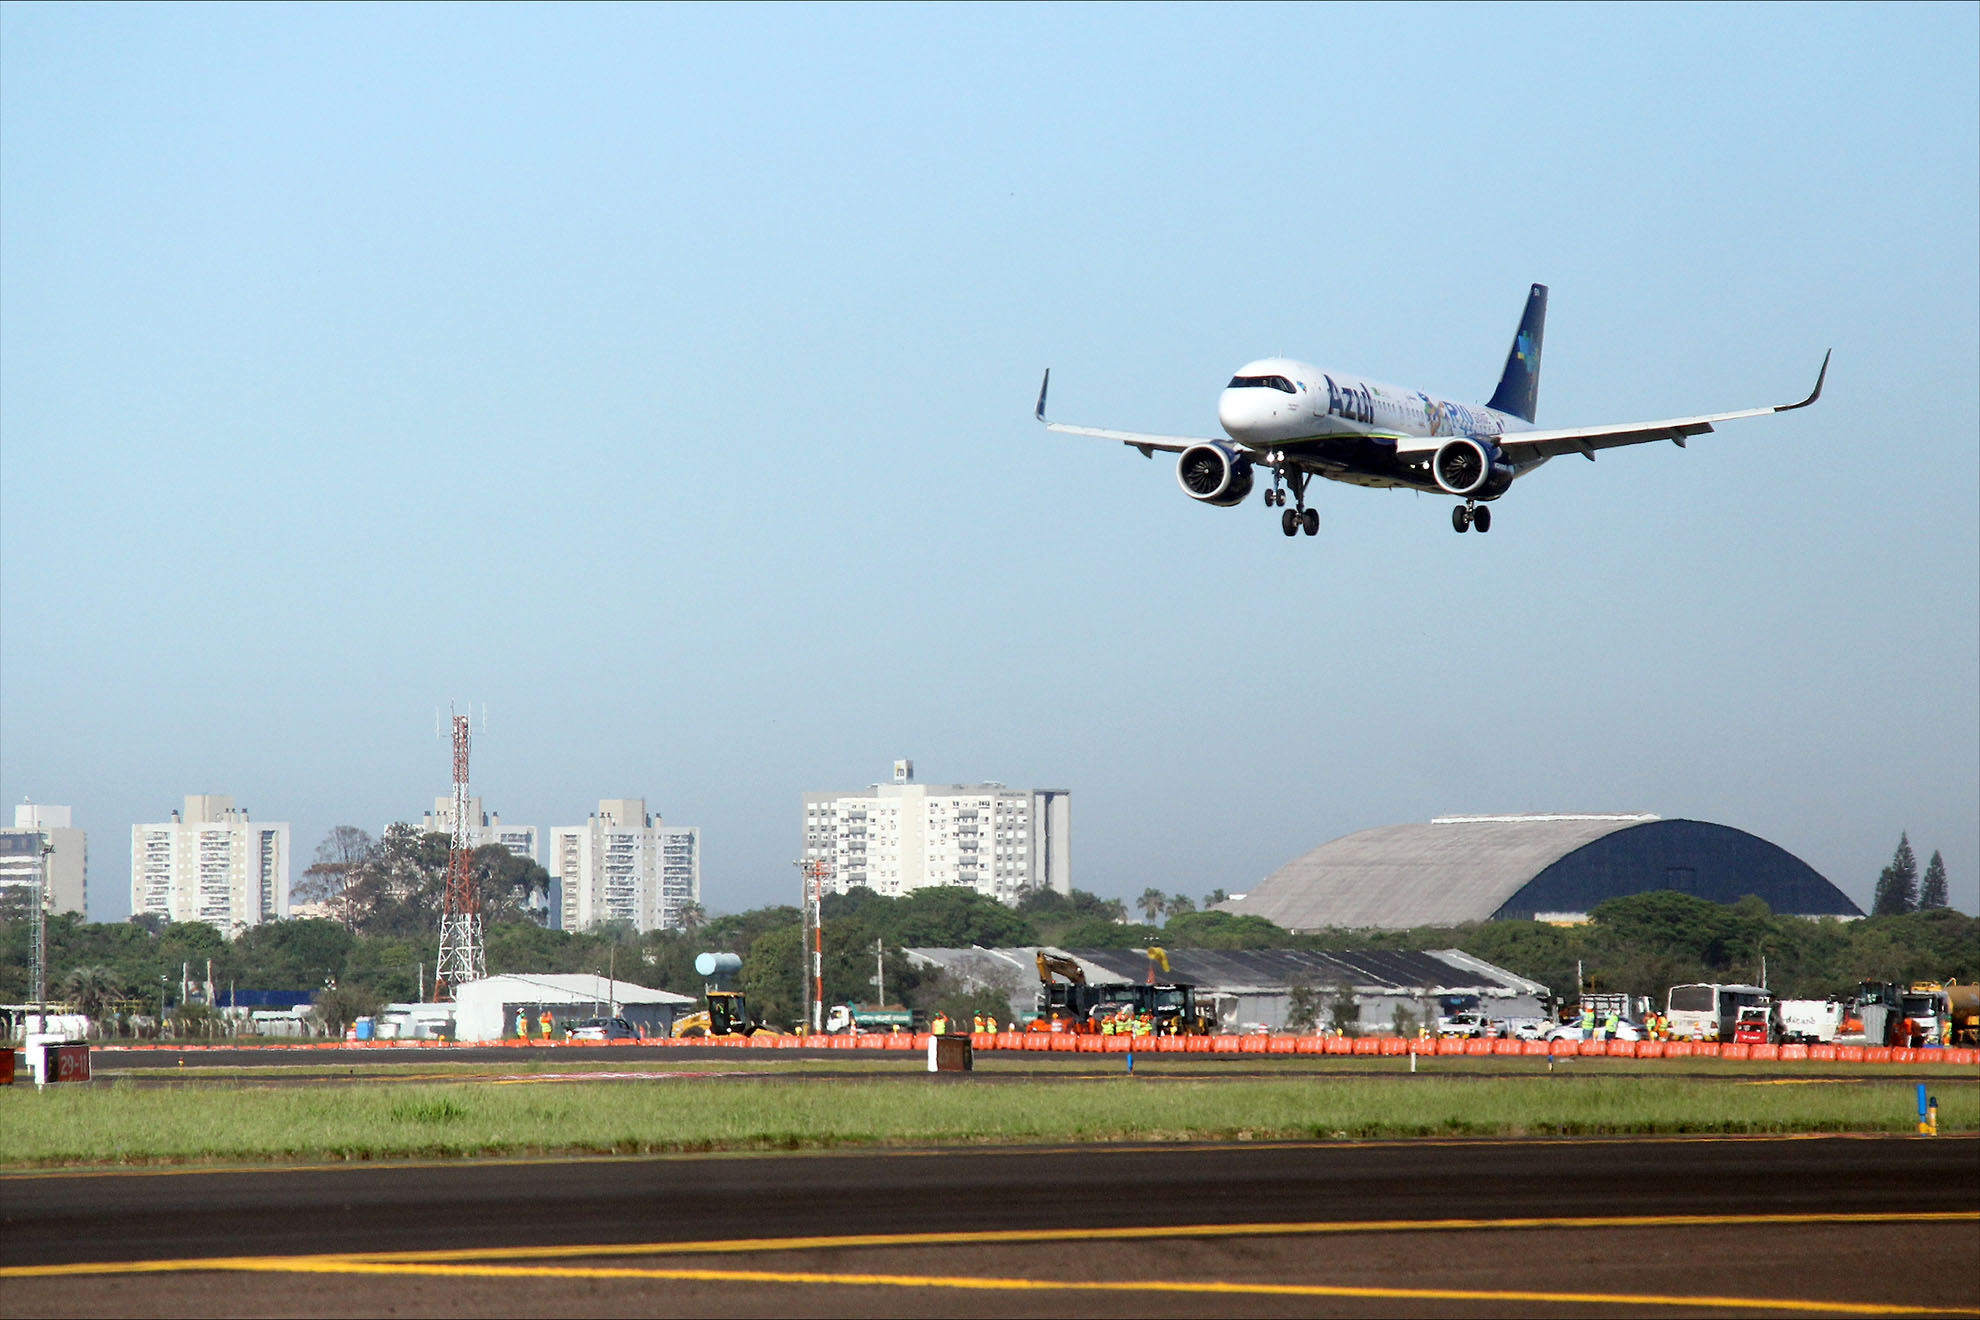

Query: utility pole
[874,937,885,1007]
[31,838,52,1032]
[794,858,832,1033]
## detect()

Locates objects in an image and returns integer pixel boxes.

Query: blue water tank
[694,952,742,979]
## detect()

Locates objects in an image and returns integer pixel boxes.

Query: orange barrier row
[81,1036,1980,1064]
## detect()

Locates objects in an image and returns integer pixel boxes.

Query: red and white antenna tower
[797,857,832,1033]
[434,707,484,997]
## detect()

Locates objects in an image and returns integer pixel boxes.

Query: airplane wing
[1397,351,1830,461]
[1035,369,1220,457]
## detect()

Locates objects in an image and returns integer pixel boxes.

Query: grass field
[2,1058,1974,1166]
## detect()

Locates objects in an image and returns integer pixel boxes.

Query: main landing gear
[1452,501,1492,534]
[1268,466,1318,536]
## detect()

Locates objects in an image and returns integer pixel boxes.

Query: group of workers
[928,1011,1003,1035]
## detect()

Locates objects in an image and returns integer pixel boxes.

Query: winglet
[1776,349,1830,413]
[1035,369,1051,423]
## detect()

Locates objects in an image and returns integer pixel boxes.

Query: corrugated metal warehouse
[905,945,1552,1033]
[1218,813,1861,932]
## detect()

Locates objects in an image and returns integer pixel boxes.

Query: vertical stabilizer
[1487,284,1547,423]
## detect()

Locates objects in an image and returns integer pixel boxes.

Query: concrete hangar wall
[1219,813,1863,932]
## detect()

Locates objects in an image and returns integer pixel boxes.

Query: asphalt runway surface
[4,1136,1975,1317]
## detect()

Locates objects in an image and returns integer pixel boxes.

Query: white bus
[1666,983,1770,1041]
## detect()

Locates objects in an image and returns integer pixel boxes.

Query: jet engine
[1431,437,1514,500]
[1176,442,1255,507]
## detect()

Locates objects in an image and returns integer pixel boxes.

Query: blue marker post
[1126,1045,1134,1075]
[1917,1083,1938,1135]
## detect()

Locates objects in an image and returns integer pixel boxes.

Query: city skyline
[3,6,1974,923]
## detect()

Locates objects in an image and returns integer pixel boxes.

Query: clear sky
[3,3,1975,922]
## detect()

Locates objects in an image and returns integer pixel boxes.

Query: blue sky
[3,3,1975,921]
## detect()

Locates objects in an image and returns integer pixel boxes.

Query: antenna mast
[434,707,484,997]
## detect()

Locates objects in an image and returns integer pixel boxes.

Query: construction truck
[1898,983,1951,1047]
[672,951,760,1039]
[823,1004,914,1035]
[1946,982,1980,1046]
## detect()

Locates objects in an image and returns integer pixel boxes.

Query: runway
[4,1136,1975,1316]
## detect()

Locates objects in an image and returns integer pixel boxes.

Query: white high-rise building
[417,795,539,863]
[0,803,87,917]
[802,762,1069,905]
[130,795,291,934]
[551,798,700,933]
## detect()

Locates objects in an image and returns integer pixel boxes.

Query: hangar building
[1217,813,1862,932]
[904,945,1552,1034]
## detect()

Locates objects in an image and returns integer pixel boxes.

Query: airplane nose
[1218,389,1260,437]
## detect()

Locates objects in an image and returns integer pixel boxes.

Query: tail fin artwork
[1487,283,1548,423]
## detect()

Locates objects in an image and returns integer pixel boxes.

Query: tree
[1325,981,1361,1036]
[1920,851,1950,910]
[62,966,127,1020]
[1136,888,1166,923]
[1163,893,1197,920]
[1873,833,1919,916]
[1202,888,1229,908]
[1283,981,1323,1033]
[295,827,378,926]
[676,901,706,934]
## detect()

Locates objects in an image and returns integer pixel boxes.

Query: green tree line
[5,882,1974,1034]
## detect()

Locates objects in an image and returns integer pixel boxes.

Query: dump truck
[1025,950,1213,1034]
[672,951,760,1039]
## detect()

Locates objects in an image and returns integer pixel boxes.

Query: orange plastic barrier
[1749,1043,1780,1061]
[1268,1035,1298,1054]
[1154,1035,1186,1053]
[995,1032,1022,1051]
[1297,1036,1328,1055]
[1835,1045,1865,1062]
[1808,1044,1837,1061]
[1946,1048,1976,1065]
[1324,1035,1353,1055]
[1718,1043,1750,1061]
[1635,1041,1665,1059]
[1889,1048,1915,1064]
[1103,1035,1131,1053]
[1021,1032,1049,1051]
[1050,1033,1078,1051]
[1072,1034,1101,1053]
[1861,1046,1891,1062]
[1240,1034,1269,1054]
[1212,1035,1242,1053]
[883,1033,915,1050]
[1778,1044,1808,1061]
[1378,1037,1410,1056]
[1184,1034,1212,1053]
[748,1033,778,1048]
[1459,1039,1489,1057]
[1487,1039,1519,1056]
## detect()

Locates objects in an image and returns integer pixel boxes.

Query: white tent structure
[449,973,696,1042]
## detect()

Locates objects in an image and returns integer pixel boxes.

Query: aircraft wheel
[1281,509,1299,537]
[1473,505,1491,533]
[1301,508,1319,536]
[1452,505,1471,533]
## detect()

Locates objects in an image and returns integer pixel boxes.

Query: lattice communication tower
[434,710,485,997]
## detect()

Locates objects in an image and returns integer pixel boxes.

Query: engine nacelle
[1176,442,1255,507]
[1432,436,1515,500]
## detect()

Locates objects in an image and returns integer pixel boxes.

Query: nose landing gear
[1273,466,1318,536]
[1453,501,1492,534]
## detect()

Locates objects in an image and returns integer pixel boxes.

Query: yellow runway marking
[7,1211,1973,1276]
[6,1258,1972,1316]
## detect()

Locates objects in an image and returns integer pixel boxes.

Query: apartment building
[130,795,291,934]
[417,795,539,863]
[801,761,1069,905]
[550,798,700,933]
[0,803,87,917]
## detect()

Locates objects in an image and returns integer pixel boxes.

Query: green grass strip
[2,1072,1974,1167]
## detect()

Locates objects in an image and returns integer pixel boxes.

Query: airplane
[1035,284,1829,535]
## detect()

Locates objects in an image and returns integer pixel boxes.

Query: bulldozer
[671,951,760,1038]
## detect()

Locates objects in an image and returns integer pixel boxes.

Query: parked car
[1436,1011,1493,1038]
[568,1016,641,1041]
[1502,1016,1553,1041]
[1545,1019,1644,1043]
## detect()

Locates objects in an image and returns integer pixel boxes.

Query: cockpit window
[1227,375,1296,393]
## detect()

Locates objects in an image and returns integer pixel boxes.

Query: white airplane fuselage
[1215,357,1542,493]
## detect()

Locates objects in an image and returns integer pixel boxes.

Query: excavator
[1026,948,1215,1035]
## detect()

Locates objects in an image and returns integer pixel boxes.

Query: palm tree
[62,966,127,1021]
[1136,888,1165,924]
[676,901,706,934]
[1164,893,1196,920]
